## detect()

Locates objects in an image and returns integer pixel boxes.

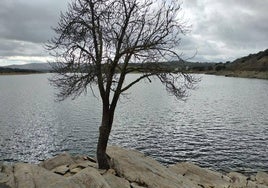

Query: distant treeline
[1,48,267,74]
[186,48,268,73]
[0,67,40,74]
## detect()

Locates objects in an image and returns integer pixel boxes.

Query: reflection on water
[0,74,267,174]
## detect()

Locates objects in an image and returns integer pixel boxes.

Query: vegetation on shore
[104,48,268,79]
[0,67,41,75]
[186,49,268,79]
[1,49,267,79]
[206,70,268,79]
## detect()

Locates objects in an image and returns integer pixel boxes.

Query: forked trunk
[97,109,113,169]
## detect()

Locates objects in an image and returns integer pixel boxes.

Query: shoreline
[0,72,44,76]
[1,146,267,188]
[205,70,268,80]
[1,71,268,80]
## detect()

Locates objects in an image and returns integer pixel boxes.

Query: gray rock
[39,153,75,170]
[0,173,9,183]
[0,165,15,188]
[2,148,267,188]
[72,155,96,163]
[256,172,268,186]
[250,175,256,181]
[2,165,12,175]
[103,173,130,188]
[107,146,198,188]
[64,172,73,177]
[0,183,11,188]
[130,182,147,188]
[14,164,36,188]
[70,167,82,174]
[227,172,256,187]
[169,162,232,188]
[98,169,107,175]
[13,163,113,188]
[256,185,268,188]
[227,172,249,185]
[14,163,79,188]
[69,167,111,188]
[52,165,69,175]
[106,169,116,175]
[69,161,98,169]
[0,162,3,172]
[87,156,97,163]
[227,172,266,188]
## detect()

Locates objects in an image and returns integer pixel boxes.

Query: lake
[0,73,267,174]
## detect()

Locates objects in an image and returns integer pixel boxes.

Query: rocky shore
[1,146,267,188]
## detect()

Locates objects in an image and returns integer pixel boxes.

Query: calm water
[0,74,267,174]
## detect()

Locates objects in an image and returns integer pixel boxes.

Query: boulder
[107,146,198,188]
[70,161,98,169]
[39,153,75,170]
[13,163,114,188]
[0,164,15,188]
[69,167,111,188]
[72,155,97,163]
[13,163,80,188]
[169,162,232,188]
[14,164,35,188]
[70,167,83,174]
[130,182,147,188]
[52,165,69,175]
[106,169,116,175]
[250,175,256,181]
[103,173,130,188]
[256,172,268,186]
[1,147,267,188]
[0,172,9,183]
[228,172,248,182]
[0,183,11,188]
[227,172,259,188]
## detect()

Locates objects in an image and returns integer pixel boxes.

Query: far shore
[188,70,268,80]
[207,70,268,80]
[1,70,268,80]
[0,72,44,76]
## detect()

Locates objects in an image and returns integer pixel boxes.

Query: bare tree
[47,0,197,169]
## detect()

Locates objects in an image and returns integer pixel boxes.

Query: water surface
[0,74,267,174]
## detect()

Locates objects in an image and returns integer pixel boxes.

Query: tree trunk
[97,109,113,169]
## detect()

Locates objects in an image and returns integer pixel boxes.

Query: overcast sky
[0,0,267,66]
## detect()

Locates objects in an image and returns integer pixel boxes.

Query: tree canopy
[47,0,197,169]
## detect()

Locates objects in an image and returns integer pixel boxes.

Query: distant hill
[199,49,268,79]
[0,67,40,74]
[228,49,268,71]
[1,49,267,76]
[185,49,268,73]
[5,63,53,72]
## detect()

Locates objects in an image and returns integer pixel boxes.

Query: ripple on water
[0,74,267,174]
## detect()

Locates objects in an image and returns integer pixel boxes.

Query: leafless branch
[47,0,196,105]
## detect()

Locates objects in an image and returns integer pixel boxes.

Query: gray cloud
[181,0,268,62]
[0,0,267,65]
[0,0,69,65]
[0,0,69,43]
[0,39,46,57]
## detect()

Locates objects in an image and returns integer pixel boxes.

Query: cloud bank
[0,0,69,65]
[181,0,268,62]
[0,0,267,65]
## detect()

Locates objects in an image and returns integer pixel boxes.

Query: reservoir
[0,74,267,174]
